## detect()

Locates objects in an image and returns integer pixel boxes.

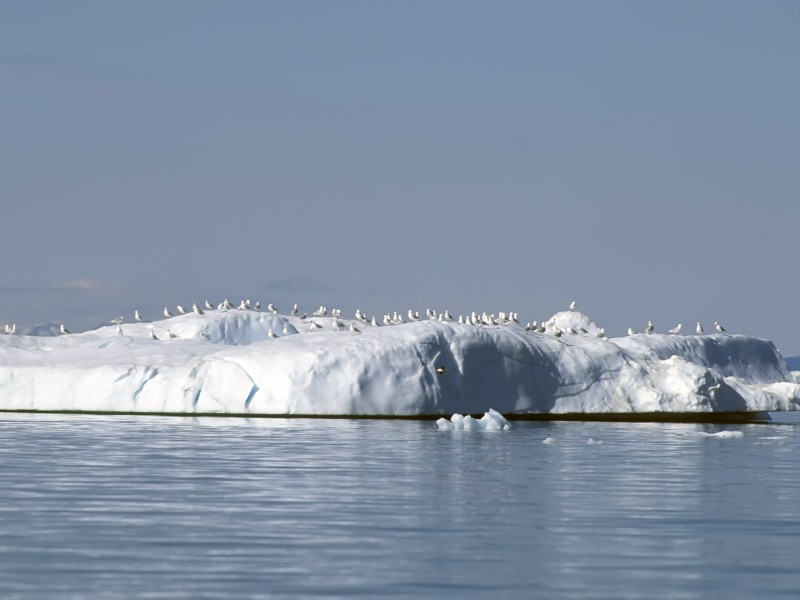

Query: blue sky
[1,1,799,352]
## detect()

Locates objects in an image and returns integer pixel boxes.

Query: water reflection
[0,414,798,598]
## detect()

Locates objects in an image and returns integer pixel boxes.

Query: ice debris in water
[542,437,558,445]
[696,430,744,439]
[436,409,511,431]
[586,438,603,445]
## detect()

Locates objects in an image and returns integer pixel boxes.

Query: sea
[1,412,799,599]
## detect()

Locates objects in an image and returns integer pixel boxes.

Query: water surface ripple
[1,414,799,599]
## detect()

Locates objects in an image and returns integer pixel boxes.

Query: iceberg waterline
[0,308,798,416]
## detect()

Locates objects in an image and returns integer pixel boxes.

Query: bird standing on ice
[192,303,204,316]
[645,320,654,334]
[177,305,188,315]
[627,327,637,335]
[668,323,682,334]
[149,329,158,340]
[134,310,143,322]
[696,322,704,335]
[163,307,173,318]
[350,323,361,335]
[268,329,278,339]
[116,323,123,335]
[60,324,70,335]
[205,299,214,310]
[715,321,727,333]
[569,300,577,311]
[111,316,124,325]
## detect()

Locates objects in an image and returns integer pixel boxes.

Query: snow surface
[0,308,798,416]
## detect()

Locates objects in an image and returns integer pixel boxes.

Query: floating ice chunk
[436,409,511,431]
[586,438,603,445]
[697,430,744,439]
[542,437,558,444]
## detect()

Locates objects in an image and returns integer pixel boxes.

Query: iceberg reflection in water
[0,413,799,599]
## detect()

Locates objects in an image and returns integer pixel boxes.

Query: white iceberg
[436,409,511,431]
[0,308,798,416]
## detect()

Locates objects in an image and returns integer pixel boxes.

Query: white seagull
[167,328,178,339]
[116,323,123,335]
[111,316,124,325]
[283,324,291,335]
[176,305,188,315]
[668,323,682,334]
[192,303,204,316]
[291,303,299,316]
[60,324,70,335]
[149,329,158,340]
[645,320,654,334]
[205,299,214,310]
[696,322,704,335]
[268,329,279,339]
[350,323,361,335]
[715,321,727,333]
[134,310,143,322]
[164,307,174,318]
[627,327,637,336]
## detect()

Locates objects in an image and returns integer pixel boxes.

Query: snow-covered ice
[436,409,511,431]
[0,308,798,416]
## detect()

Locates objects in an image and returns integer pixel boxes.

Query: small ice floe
[542,437,558,445]
[586,438,603,445]
[436,408,511,431]
[696,430,744,439]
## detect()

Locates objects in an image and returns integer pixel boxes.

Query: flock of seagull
[1,299,729,341]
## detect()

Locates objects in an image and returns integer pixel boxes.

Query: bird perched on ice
[627,327,637,336]
[205,299,214,310]
[111,316,124,325]
[116,323,123,335]
[645,320,654,334]
[167,328,178,339]
[134,310,143,322]
[291,304,299,316]
[350,323,361,335]
[283,324,291,335]
[268,329,278,339]
[371,316,380,327]
[696,322,704,335]
[715,321,727,333]
[163,307,173,318]
[308,320,322,332]
[149,329,158,340]
[60,324,70,335]
[596,328,606,339]
[192,303,204,316]
[176,305,188,315]
[569,300,577,311]
[668,323,682,334]
[5,324,16,335]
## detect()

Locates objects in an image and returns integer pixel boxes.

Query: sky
[1,1,799,352]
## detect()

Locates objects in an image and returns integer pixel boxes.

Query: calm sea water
[1,413,799,599]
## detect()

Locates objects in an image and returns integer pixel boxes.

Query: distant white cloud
[50,278,122,292]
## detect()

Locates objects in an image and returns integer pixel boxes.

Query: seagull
[696,322,704,335]
[199,333,211,340]
[59,324,70,335]
[149,329,158,340]
[569,300,577,311]
[371,316,379,327]
[111,316,124,325]
[167,328,178,339]
[308,320,322,332]
[283,324,291,335]
[7,324,16,335]
[332,318,345,331]
[566,326,578,335]
[268,329,279,339]
[254,301,261,310]
[176,305,188,315]
[668,323,682,334]
[116,323,123,335]
[645,320,654,334]
[192,303,204,316]
[205,299,214,310]
[554,328,563,338]
[134,310,143,322]
[291,303,299,316]
[164,307,174,318]
[715,321,727,333]
[627,327,637,335]
[299,313,307,320]
[596,328,606,339]
[313,306,327,317]
[350,323,361,335]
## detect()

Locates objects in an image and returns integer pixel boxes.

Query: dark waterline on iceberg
[1,414,799,599]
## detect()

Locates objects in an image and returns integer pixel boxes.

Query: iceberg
[0,308,798,417]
